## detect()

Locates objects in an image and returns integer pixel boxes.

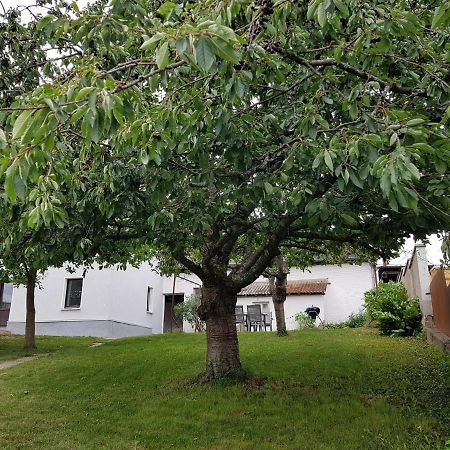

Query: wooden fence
[430,269,450,336]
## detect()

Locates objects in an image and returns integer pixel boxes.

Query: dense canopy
[1,0,449,375]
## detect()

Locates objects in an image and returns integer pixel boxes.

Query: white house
[237,264,377,328]
[7,262,377,338]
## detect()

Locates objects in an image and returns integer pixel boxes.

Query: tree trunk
[273,296,288,336]
[24,269,37,351]
[198,285,241,379]
[269,255,288,337]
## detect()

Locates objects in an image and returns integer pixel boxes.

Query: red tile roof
[239,279,328,296]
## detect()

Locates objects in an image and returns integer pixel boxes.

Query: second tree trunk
[24,269,37,351]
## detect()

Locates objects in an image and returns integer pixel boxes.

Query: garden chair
[262,311,273,331]
[247,304,264,332]
[235,305,247,331]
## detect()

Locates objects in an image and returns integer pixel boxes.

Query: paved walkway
[0,356,40,370]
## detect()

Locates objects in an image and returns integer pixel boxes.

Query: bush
[294,312,316,329]
[174,295,203,330]
[364,282,422,336]
[325,311,367,329]
[346,311,367,328]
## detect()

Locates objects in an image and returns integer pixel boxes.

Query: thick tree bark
[269,255,288,337]
[24,269,37,351]
[198,285,241,378]
[273,296,288,336]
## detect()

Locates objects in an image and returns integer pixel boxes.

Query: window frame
[146,286,154,314]
[252,300,270,314]
[63,278,84,309]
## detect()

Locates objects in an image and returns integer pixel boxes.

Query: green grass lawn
[0,333,101,362]
[0,330,448,449]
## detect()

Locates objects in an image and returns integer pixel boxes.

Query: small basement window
[65,278,83,308]
[146,287,153,313]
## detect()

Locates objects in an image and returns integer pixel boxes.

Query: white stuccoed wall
[289,263,376,324]
[8,261,202,337]
[9,262,166,337]
[8,262,374,336]
[236,263,376,330]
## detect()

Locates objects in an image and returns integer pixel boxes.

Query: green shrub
[325,311,367,330]
[364,282,422,336]
[294,312,316,329]
[174,295,203,330]
[345,311,367,328]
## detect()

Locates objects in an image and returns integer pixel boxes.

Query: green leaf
[333,0,349,17]
[435,160,446,174]
[349,169,363,188]
[405,160,420,180]
[312,155,321,169]
[432,5,449,28]
[0,129,6,149]
[210,37,240,64]
[388,192,398,212]
[36,15,55,32]
[389,132,398,147]
[317,2,327,28]
[12,109,34,141]
[410,142,434,152]
[343,168,349,184]
[406,118,426,126]
[156,42,170,70]
[341,214,357,227]
[324,150,333,171]
[69,105,89,125]
[234,77,245,98]
[307,0,320,20]
[194,37,215,72]
[158,1,177,18]
[141,33,166,51]
[4,158,19,203]
[264,182,274,195]
[75,86,95,100]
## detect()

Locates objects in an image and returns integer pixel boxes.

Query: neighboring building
[8,263,201,338]
[8,262,377,338]
[399,244,433,319]
[237,264,376,328]
[0,283,13,327]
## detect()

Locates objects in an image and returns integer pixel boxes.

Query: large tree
[1,0,449,377]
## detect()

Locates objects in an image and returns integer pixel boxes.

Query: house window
[253,301,270,314]
[146,287,153,313]
[65,278,83,308]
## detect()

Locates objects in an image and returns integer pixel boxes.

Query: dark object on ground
[305,306,320,321]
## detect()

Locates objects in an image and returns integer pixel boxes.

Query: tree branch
[281,50,427,97]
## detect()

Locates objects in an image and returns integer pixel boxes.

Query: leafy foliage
[174,294,203,330]
[345,311,367,328]
[294,312,316,329]
[364,282,422,336]
[326,310,367,329]
[0,0,449,371]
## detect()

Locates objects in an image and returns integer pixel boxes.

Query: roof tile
[239,279,328,296]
